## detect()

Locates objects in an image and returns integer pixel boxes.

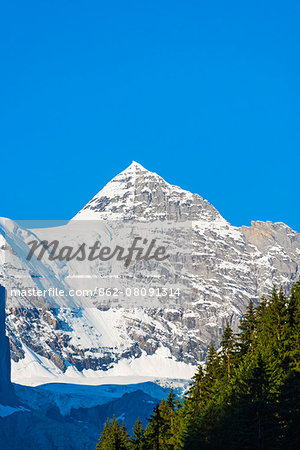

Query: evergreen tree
[144,404,163,450]
[220,323,236,382]
[96,281,300,450]
[130,418,144,450]
[96,418,113,450]
[166,389,176,412]
[96,416,129,450]
[201,343,221,401]
[239,299,256,355]
[276,369,300,449]
[186,364,204,406]
[284,281,300,371]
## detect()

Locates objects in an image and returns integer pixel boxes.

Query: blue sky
[1,1,299,231]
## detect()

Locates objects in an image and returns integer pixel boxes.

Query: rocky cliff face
[0,162,299,383]
[0,285,15,404]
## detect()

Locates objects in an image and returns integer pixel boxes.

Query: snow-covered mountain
[0,379,187,449]
[1,161,299,385]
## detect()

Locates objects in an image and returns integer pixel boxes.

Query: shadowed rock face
[0,285,15,405]
[0,381,173,450]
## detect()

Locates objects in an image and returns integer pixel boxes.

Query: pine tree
[201,343,221,401]
[96,416,129,450]
[144,404,163,450]
[96,418,113,450]
[256,286,289,391]
[276,370,300,449]
[186,364,204,406]
[166,389,176,411]
[284,281,300,371]
[130,418,144,450]
[239,299,256,355]
[96,282,300,450]
[220,323,236,382]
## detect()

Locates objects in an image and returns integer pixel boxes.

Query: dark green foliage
[220,323,237,382]
[144,404,162,449]
[130,418,144,450]
[143,392,180,449]
[238,299,256,356]
[96,416,129,449]
[96,282,300,450]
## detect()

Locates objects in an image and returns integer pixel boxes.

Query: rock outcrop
[0,285,16,405]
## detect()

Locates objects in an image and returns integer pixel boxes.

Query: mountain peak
[127,161,146,170]
[120,161,149,177]
[72,162,220,222]
[121,161,156,177]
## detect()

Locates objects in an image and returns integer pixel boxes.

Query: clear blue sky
[1,1,299,231]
